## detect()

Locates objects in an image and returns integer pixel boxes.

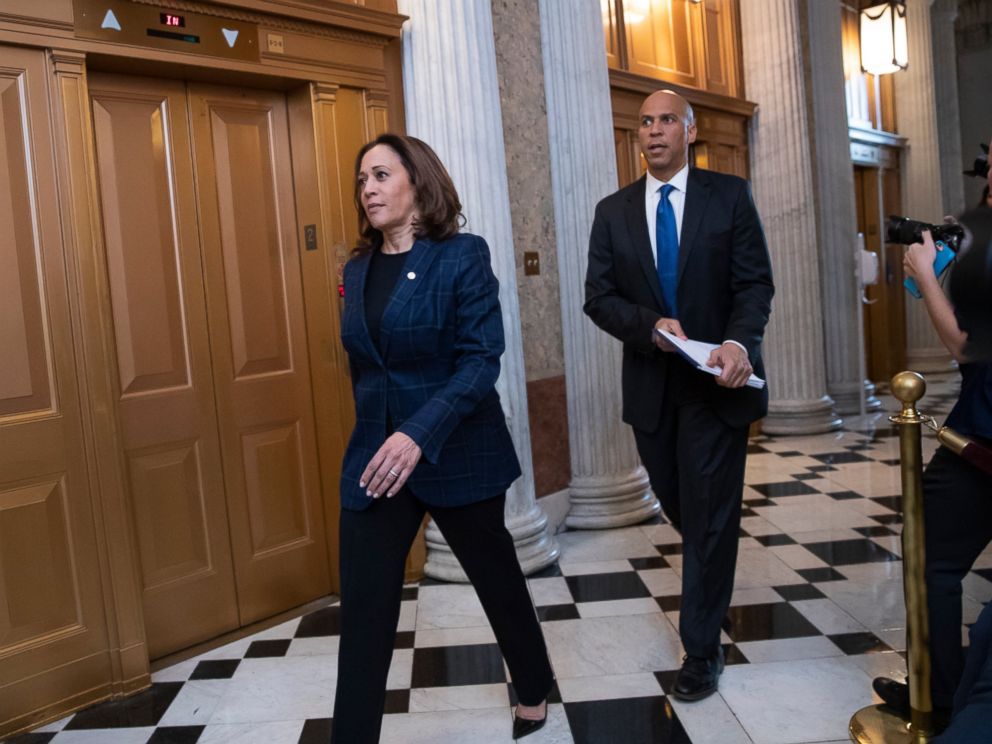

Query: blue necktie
[656,184,679,318]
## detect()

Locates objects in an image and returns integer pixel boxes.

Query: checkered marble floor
[9,377,992,744]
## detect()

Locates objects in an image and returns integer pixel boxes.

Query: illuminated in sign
[160,13,186,27]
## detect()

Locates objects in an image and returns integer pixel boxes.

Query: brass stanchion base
[850,705,928,743]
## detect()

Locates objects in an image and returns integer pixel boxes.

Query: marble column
[739,0,842,435]
[895,0,954,373]
[805,0,880,415]
[931,0,966,218]
[398,0,559,580]
[538,0,659,528]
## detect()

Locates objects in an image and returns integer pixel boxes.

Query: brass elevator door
[89,74,330,658]
[186,82,330,627]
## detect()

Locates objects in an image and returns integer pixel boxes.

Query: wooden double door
[88,74,331,659]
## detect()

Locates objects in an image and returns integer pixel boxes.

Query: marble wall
[491,0,571,496]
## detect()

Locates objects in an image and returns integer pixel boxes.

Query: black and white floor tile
[8,378,991,744]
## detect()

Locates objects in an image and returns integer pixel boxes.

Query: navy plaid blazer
[339,233,522,511]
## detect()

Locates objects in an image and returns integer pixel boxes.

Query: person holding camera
[872,225,992,739]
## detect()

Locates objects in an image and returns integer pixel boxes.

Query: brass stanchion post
[850,371,932,743]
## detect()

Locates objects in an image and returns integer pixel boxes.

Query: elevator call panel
[73,0,259,62]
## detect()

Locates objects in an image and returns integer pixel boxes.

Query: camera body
[886,216,964,299]
[886,216,965,252]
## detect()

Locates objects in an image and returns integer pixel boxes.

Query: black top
[945,362,992,444]
[364,249,409,352]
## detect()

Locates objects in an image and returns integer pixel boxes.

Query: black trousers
[923,446,992,708]
[932,602,992,742]
[633,367,748,660]
[330,489,554,744]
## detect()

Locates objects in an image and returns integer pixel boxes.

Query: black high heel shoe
[512,702,547,740]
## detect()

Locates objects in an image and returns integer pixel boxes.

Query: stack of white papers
[655,329,765,390]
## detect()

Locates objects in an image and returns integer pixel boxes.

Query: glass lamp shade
[860,2,908,75]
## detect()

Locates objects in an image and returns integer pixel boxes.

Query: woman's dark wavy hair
[353,133,464,255]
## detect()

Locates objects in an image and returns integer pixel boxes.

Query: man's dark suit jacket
[340,234,521,511]
[584,168,774,432]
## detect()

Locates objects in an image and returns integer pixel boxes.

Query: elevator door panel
[88,74,239,658]
[188,84,330,624]
[0,44,110,722]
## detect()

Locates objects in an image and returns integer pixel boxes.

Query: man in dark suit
[584,90,774,701]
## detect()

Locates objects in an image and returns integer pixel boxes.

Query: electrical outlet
[524,252,540,276]
[267,33,285,54]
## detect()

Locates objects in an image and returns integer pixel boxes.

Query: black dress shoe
[512,709,547,740]
[872,677,910,717]
[871,677,953,733]
[672,647,725,702]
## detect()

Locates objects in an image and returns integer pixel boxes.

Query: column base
[564,466,659,530]
[762,395,843,435]
[829,379,882,415]
[906,346,956,375]
[424,503,560,582]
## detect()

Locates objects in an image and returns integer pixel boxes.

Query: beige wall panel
[0,73,54,417]
[0,480,77,647]
[88,73,239,660]
[189,83,329,624]
[0,44,110,736]
[626,0,699,87]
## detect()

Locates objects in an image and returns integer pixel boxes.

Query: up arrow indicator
[101,9,122,31]
[221,28,239,48]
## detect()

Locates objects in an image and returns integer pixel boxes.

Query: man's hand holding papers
[652,317,687,352]
[654,328,766,390]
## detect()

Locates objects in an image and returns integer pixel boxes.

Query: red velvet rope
[960,441,992,477]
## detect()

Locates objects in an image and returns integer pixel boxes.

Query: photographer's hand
[904,229,968,362]
[903,230,939,289]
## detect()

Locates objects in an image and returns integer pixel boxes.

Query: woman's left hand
[361,432,422,498]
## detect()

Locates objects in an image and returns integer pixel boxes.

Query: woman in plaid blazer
[331,134,553,743]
